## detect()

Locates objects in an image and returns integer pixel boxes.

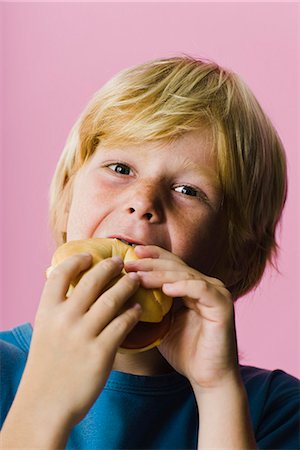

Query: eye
[174,185,197,196]
[174,185,209,202]
[107,163,133,176]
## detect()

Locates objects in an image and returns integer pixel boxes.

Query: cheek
[66,178,105,239]
[173,212,226,273]
[67,199,93,240]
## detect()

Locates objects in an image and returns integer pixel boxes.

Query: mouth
[118,239,137,247]
[108,236,143,247]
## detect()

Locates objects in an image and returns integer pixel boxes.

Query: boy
[1,56,299,449]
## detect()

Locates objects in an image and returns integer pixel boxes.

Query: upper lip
[107,235,146,246]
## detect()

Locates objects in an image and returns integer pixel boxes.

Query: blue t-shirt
[1,323,299,449]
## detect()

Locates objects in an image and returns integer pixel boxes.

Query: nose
[124,182,164,223]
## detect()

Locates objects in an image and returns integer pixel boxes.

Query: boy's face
[66,129,228,281]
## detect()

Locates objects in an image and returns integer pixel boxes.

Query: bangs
[78,57,229,150]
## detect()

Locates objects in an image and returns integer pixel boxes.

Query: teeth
[119,239,137,247]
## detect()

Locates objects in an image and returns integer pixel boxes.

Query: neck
[112,347,175,376]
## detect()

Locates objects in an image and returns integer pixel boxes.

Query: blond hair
[49,55,287,299]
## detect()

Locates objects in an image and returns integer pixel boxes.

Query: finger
[134,245,183,262]
[127,254,225,288]
[98,302,143,353]
[70,257,125,314]
[127,267,224,291]
[163,280,233,324]
[162,279,232,309]
[42,253,93,305]
[83,273,141,335]
[135,269,194,289]
[125,257,187,273]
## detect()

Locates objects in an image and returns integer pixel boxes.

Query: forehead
[93,128,216,168]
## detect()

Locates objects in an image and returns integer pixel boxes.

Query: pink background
[1,2,299,378]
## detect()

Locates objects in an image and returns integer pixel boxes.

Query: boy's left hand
[125,245,240,391]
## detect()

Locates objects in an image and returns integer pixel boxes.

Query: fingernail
[132,303,142,311]
[134,245,144,252]
[124,260,135,265]
[163,283,174,289]
[111,256,123,266]
[80,252,92,258]
[128,272,139,280]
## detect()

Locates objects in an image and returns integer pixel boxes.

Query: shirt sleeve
[0,340,28,428]
[255,369,300,449]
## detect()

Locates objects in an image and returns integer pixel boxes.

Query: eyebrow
[178,159,221,190]
[98,146,221,189]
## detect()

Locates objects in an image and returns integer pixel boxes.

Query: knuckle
[107,316,126,337]
[218,279,226,288]
[101,293,118,310]
[80,274,98,291]
[211,277,226,288]
[198,279,209,292]
[224,292,234,305]
[47,265,66,280]
[115,309,136,332]
[186,270,196,280]
[119,309,137,329]
[125,306,139,319]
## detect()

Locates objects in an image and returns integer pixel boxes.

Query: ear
[56,181,73,242]
[61,207,69,235]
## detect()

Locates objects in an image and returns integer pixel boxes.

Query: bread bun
[46,238,173,353]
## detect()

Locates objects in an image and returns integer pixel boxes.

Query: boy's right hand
[17,253,142,428]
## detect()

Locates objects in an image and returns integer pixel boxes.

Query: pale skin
[0,130,257,448]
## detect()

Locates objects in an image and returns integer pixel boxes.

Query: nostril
[129,208,153,221]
